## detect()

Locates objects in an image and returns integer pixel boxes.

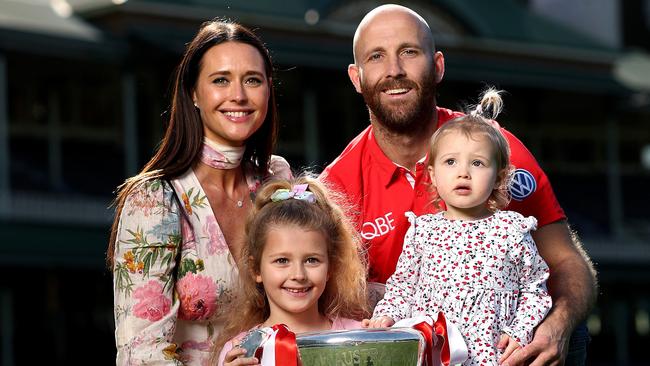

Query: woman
[109,19,291,365]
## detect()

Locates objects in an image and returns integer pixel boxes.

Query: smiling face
[192,41,270,147]
[429,130,498,220]
[255,224,330,322]
[348,7,444,134]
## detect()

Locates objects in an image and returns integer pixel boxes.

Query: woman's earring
[193,101,199,109]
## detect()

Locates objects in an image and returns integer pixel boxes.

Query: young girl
[216,176,369,365]
[364,89,552,365]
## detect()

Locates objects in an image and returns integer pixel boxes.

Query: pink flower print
[132,280,171,321]
[181,217,196,250]
[181,339,212,352]
[201,143,232,169]
[126,184,162,216]
[176,273,218,320]
[203,216,227,255]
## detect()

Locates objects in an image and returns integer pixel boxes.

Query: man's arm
[505,220,597,366]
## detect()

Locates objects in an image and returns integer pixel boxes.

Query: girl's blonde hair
[428,87,513,211]
[215,174,369,350]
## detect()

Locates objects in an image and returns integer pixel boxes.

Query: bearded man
[320,4,596,366]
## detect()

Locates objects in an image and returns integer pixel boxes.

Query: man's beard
[361,69,437,135]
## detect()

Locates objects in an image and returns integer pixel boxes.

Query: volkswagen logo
[510,169,537,201]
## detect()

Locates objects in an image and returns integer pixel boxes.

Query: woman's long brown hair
[107,19,279,267]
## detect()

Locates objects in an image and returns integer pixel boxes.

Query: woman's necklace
[218,180,249,208]
[221,193,244,208]
[231,195,245,208]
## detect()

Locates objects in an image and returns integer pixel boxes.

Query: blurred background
[1,0,649,364]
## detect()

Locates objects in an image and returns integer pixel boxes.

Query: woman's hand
[223,346,259,366]
[497,333,522,365]
[361,316,395,328]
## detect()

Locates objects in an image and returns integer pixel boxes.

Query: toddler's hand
[496,333,521,365]
[361,316,395,328]
[223,346,259,366]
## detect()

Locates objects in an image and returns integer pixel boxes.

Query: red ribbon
[412,312,451,366]
[433,312,451,366]
[413,321,435,366]
[271,324,298,366]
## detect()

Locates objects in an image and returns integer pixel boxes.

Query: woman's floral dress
[113,157,291,366]
[373,210,552,365]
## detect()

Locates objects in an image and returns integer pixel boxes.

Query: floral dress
[373,210,552,366]
[113,156,291,366]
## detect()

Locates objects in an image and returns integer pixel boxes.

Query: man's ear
[348,64,363,94]
[433,51,445,84]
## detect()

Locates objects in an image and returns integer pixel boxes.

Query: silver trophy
[238,327,426,365]
[239,327,274,358]
[297,328,426,366]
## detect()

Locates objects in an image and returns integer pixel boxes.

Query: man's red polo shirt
[320,107,565,284]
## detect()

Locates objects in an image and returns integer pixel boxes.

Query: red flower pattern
[374,210,552,365]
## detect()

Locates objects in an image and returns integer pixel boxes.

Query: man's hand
[497,333,522,365]
[501,313,570,366]
[504,221,596,366]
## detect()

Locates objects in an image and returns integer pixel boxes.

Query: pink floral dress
[113,156,291,366]
[373,210,552,366]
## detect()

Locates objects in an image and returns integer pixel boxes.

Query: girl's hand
[361,316,395,328]
[497,333,521,365]
[223,346,259,366]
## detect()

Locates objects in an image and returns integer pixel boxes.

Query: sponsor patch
[361,212,395,240]
[510,169,537,201]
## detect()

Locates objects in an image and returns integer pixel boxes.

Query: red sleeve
[501,128,566,227]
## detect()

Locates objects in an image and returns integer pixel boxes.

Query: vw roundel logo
[510,169,537,201]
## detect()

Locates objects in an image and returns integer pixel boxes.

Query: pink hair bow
[270,184,316,203]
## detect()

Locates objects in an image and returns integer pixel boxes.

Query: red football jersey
[321,107,565,284]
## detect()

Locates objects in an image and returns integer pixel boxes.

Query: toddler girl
[217,175,368,365]
[365,89,552,365]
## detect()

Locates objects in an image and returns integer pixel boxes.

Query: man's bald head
[352,4,434,63]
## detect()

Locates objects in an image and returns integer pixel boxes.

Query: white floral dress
[373,210,552,365]
[113,157,291,366]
